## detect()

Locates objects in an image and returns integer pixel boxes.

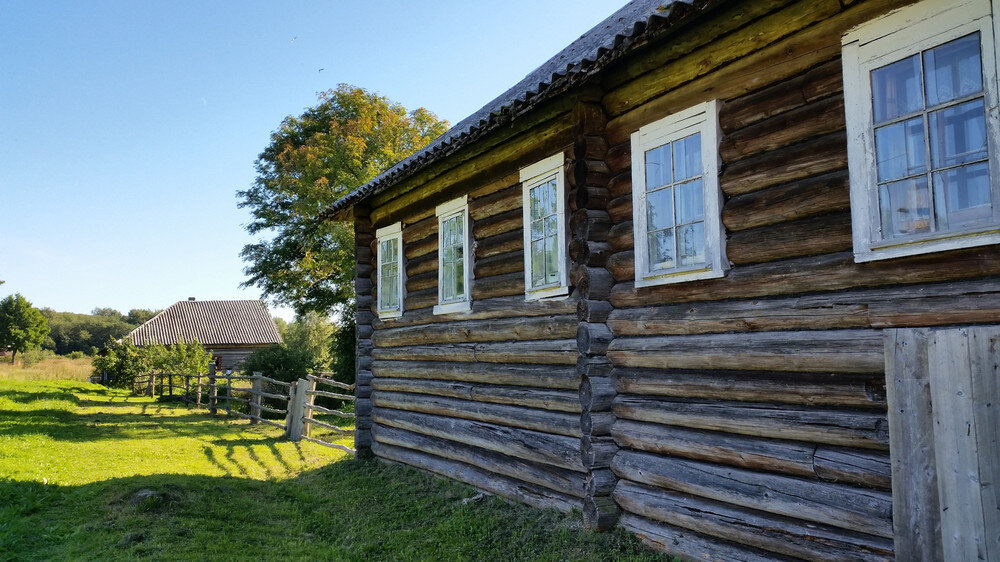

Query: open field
[0,376,662,560]
[0,356,93,381]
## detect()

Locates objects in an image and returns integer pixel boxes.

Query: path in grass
[1,379,663,561]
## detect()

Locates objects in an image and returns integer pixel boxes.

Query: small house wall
[353,0,1000,559]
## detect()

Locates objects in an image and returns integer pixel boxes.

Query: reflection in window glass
[378,236,401,313]
[644,133,705,272]
[440,214,465,302]
[528,177,561,289]
[871,33,993,240]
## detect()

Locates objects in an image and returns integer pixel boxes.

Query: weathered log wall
[352,0,1000,558]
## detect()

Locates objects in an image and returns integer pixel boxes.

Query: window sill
[377,309,403,320]
[635,265,726,288]
[855,228,1000,263]
[524,285,569,301]
[433,301,471,315]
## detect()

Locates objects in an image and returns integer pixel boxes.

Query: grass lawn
[0,375,663,560]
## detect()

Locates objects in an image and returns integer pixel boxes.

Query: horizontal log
[307,388,354,401]
[304,417,353,435]
[371,360,579,390]
[574,185,610,210]
[576,299,613,323]
[721,131,847,197]
[406,270,436,293]
[619,513,782,562]
[613,395,888,449]
[607,221,633,253]
[373,407,585,472]
[373,391,581,437]
[372,377,581,413]
[472,209,522,240]
[580,376,615,412]
[575,135,608,161]
[613,419,891,488]
[606,250,634,282]
[308,403,355,418]
[469,172,520,199]
[720,93,845,162]
[609,248,1000,309]
[471,272,525,300]
[607,171,631,199]
[403,288,436,311]
[608,277,1000,337]
[615,481,893,561]
[403,215,436,244]
[406,252,437,277]
[372,424,585,498]
[374,314,577,347]
[727,211,852,265]
[722,169,849,232]
[607,330,884,373]
[606,194,632,223]
[372,339,579,365]
[613,368,884,408]
[568,240,610,267]
[373,295,577,329]
[404,235,437,260]
[372,441,578,512]
[569,209,611,243]
[606,142,629,173]
[612,450,893,538]
[719,57,842,133]
[470,184,521,221]
[475,230,522,260]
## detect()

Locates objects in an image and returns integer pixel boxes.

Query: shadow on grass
[0,459,663,562]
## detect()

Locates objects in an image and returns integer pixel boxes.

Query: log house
[330,0,1000,558]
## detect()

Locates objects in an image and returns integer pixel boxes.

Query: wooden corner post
[285,379,308,441]
[250,371,262,424]
[353,203,376,458]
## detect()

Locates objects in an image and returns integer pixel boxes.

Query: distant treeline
[40,308,160,355]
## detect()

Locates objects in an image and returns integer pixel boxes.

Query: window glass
[440,214,465,303]
[527,177,561,289]
[643,132,706,273]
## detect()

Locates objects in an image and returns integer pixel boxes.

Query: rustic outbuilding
[332,0,1000,559]
[128,298,282,370]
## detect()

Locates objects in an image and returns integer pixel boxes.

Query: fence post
[285,379,307,441]
[302,376,317,438]
[196,374,203,407]
[208,364,217,415]
[184,374,190,403]
[225,371,232,415]
[168,374,174,398]
[147,374,154,397]
[250,372,262,424]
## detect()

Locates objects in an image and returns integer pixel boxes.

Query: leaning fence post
[147,374,154,397]
[250,372,262,424]
[285,379,307,441]
[284,380,298,439]
[208,364,217,415]
[302,376,318,438]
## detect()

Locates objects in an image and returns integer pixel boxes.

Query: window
[434,195,471,314]
[520,153,568,300]
[375,222,404,319]
[630,100,726,287]
[843,0,1000,262]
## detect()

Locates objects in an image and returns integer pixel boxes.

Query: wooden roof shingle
[128,299,283,347]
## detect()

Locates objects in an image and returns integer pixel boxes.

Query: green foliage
[241,344,312,383]
[147,338,212,375]
[282,311,335,369]
[125,308,158,326]
[41,308,136,355]
[19,348,56,367]
[238,84,449,315]
[91,338,150,388]
[329,309,357,385]
[66,351,85,360]
[0,294,49,364]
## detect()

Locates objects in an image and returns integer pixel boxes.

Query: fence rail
[131,366,355,456]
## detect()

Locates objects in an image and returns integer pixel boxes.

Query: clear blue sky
[0,0,624,321]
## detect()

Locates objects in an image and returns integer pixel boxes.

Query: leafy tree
[329,309,356,385]
[241,344,312,384]
[126,309,159,326]
[283,311,335,370]
[41,309,134,355]
[0,294,49,364]
[92,337,149,388]
[238,84,448,315]
[147,338,212,375]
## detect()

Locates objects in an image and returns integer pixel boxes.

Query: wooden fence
[132,365,355,456]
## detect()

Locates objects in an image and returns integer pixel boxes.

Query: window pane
[875,117,926,181]
[676,222,705,266]
[529,186,543,220]
[545,236,559,285]
[382,274,398,309]
[647,229,675,270]
[879,176,932,238]
[646,188,674,231]
[454,260,464,297]
[674,179,704,224]
[442,263,455,300]
[924,33,983,106]
[530,218,543,242]
[872,54,923,123]
[673,133,702,181]
[645,143,672,190]
[929,98,988,168]
[531,240,545,286]
[546,179,558,215]
[933,162,992,230]
[543,215,558,238]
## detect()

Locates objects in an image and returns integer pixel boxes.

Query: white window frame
[630,99,727,287]
[434,195,472,315]
[375,222,404,319]
[520,152,569,300]
[843,0,1000,262]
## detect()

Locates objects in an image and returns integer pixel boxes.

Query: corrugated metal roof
[128,299,283,347]
[327,0,709,215]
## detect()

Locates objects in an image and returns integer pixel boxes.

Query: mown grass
[0,356,93,381]
[0,376,664,560]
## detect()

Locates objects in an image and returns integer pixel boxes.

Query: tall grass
[0,356,93,381]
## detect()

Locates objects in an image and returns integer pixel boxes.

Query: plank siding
[352,0,1000,558]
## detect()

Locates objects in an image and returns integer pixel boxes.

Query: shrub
[92,338,150,388]
[242,344,312,383]
[20,348,55,366]
[66,351,85,360]
[328,309,356,385]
